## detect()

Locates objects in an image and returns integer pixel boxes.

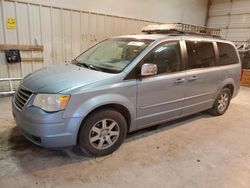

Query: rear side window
[217,42,238,65]
[186,41,215,69]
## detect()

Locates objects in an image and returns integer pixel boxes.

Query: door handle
[175,78,185,84]
[189,75,198,81]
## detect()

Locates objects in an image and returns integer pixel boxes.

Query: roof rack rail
[141,23,221,38]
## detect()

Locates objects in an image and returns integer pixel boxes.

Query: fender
[215,78,237,99]
[63,93,137,132]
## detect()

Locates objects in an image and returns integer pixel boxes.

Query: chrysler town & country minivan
[12,23,241,156]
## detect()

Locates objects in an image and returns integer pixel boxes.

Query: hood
[21,64,115,93]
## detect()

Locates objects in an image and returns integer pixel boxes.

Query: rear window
[186,41,215,69]
[217,42,238,66]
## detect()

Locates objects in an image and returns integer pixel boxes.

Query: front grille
[14,87,33,110]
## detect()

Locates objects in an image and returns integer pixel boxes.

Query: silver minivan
[12,24,241,156]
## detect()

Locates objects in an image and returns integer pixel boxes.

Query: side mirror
[141,63,157,76]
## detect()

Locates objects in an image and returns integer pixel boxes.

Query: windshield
[75,38,153,73]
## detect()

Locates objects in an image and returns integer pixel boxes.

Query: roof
[114,34,167,41]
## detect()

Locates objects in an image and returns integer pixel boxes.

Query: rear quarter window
[217,42,239,66]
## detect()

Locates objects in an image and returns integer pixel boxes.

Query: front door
[136,41,186,129]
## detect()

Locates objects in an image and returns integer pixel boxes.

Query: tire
[78,109,127,157]
[208,88,232,116]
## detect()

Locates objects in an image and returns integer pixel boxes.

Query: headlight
[33,94,70,112]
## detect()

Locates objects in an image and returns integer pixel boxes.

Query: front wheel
[209,88,232,116]
[78,109,127,157]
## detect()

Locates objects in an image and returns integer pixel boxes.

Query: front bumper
[12,96,82,148]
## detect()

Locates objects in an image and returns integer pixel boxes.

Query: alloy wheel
[89,118,120,150]
[217,92,229,112]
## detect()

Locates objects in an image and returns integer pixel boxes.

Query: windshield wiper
[72,59,102,71]
[72,59,88,68]
[88,64,102,71]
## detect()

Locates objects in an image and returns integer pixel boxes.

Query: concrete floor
[0,87,250,188]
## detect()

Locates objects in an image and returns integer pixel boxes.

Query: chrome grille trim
[18,89,31,98]
[14,87,33,110]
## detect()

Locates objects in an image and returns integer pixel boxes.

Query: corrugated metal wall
[15,0,209,25]
[0,0,157,91]
[207,0,250,44]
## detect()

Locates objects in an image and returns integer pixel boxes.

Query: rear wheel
[78,109,127,157]
[209,88,232,116]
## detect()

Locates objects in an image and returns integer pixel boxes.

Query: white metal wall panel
[209,2,231,16]
[231,0,250,15]
[229,14,250,28]
[0,2,4,44]
[51,8,63,64]
[207,16,229,29]
[104,16,115,38]
[130,20,139,35]
[4,1,21,89]
[114,17,122,37]
[40,6,52,67]
[29,4,43,71]
[71,11,81,59]
[88,13,98,47]
[208,0,250,42]
[227,28,250,42]
[16,2,31,77]
[123,19,131,35]
[210,0,230,4]
[62,10,72,62]
[15,0,208,25]
[0,1,8,89]
[20,3,32,76]
[96,14,105,42]
[80,12,89,51]
[117,18,126,36]
[4,1,17,44]
[122,19,131,36]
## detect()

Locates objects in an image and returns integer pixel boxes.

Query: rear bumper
[12,97,82,148]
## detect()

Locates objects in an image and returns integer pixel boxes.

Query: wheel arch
[223,84,234,96]
[76,103,132,145]
[81,103,131,131]
[70,94,136,144]
[216,78,236,99]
